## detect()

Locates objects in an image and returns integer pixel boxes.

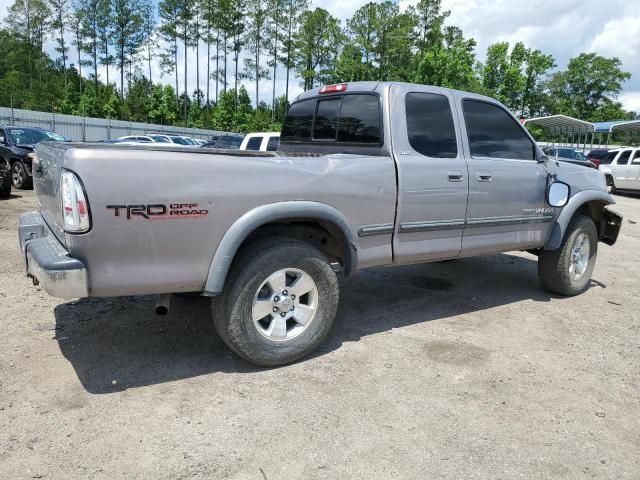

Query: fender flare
[203,201,357,295]
[544,190,615,250]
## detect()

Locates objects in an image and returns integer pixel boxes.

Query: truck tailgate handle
[448,171,463,182]
[477,171,493,182]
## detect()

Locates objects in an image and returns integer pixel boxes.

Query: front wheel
[212,238,339,367]
[538,215,598,296]
[11,160,32,189]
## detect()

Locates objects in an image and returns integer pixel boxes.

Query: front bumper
[18,212,88,298]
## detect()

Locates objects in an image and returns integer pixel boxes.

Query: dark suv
[0,126,67,190]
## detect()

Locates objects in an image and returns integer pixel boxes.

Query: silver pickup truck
[18,82,622,366]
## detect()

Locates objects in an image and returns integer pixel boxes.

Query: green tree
[294,8,342,90]
[244,0,270,108]
[280,0,308,102]
[546,53,631,120]
[111,0,145,97]
[158,0,180,105]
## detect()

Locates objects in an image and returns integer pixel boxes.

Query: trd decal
[106,203,209,220]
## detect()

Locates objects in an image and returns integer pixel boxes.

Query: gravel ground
[1,189,639,480]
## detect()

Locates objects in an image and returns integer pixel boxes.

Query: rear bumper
[18,212,88,298]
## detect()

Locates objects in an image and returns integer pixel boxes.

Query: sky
[0,0,638,113]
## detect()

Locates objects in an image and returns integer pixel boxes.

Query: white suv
[599,148,640,193]
[239,132,280,152]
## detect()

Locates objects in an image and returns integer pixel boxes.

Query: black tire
[606,175,616,194]
[0,168,10,198]
[538,215,598,296]
[212,237,339,367]
[11,160,32,189]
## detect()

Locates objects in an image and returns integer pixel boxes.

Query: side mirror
[548,182,570,207]
[0,136,5,144]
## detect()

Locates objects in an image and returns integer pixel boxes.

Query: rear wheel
[11,160,32,189]
[538,215,598,296]
[212,238,339,367]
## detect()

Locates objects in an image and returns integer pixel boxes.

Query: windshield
[150,135,171,143]
[7,128,66,144]
[170,136,190,145]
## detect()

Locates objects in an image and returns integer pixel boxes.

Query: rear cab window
[281,93,382,148]
[463,99,535,160]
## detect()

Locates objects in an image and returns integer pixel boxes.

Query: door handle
[448,170,463,182]
[477,171,493,182]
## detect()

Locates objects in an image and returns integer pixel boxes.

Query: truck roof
[295,81,499,105]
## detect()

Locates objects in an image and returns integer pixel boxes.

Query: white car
[239,132,280,152]
[117,135,154,143]
[598,147,640,193]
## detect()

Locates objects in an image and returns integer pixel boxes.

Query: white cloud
[401,0,639,112]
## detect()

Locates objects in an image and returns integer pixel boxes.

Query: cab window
[632,150,640,164]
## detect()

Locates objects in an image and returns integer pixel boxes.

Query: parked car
[166,135,195,146]
[586,148,609,168]
[147,134,173,143]
[202,134,244,149]
[239,132,280,152]
[117,135,155,143]
[598,147,640,193]
[0,126,67,189]
[542,146,596,169]
[19,82,622,367]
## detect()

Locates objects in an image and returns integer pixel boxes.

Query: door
[630,149,640,191]
[390,85,469,263]
[456,96,550,256]
[611,150,632,189]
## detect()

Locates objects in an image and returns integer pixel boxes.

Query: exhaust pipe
[155,294,171,316]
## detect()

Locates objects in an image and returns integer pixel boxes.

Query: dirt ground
[0,189,639,480]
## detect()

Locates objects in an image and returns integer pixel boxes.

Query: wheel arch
[203,201,357,295]
[544,190,614,250]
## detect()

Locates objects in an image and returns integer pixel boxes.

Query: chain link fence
[0,107,227,142]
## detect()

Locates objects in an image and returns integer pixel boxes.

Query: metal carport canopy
[593,120,640,136]
[523,115,595,133]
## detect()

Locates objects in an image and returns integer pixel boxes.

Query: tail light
[61,170,90,233]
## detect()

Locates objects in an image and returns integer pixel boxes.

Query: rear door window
[406,93,457,158]
[463,99,535,160]
[246,137,263,151]
[632,150,640,164]
[616,150,631,165]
